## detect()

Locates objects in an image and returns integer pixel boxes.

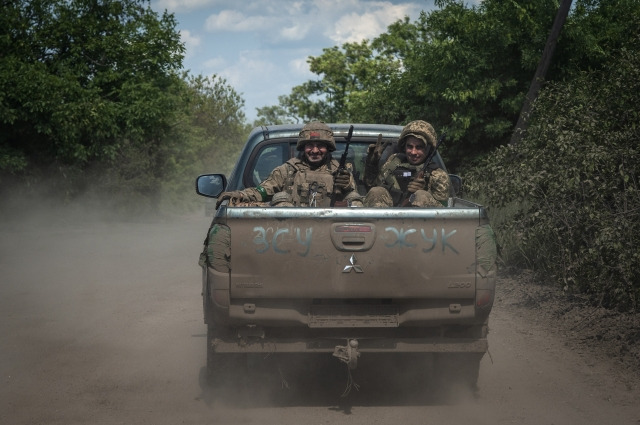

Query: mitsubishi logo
[342,254,364,273]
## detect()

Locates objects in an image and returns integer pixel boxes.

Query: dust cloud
[2,192,639,424]
[0,191,210,423]
[0,191,475,423]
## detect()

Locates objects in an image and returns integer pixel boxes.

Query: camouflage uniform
[364,120,450,207]
[220,121,359,207]
[242,157,358,207]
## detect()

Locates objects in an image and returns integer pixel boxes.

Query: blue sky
[150,0,446,122]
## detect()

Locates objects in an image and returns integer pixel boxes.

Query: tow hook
[333,339,360,370]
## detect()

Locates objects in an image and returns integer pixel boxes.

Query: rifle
[330,124,354,207]
[400,132,446,206]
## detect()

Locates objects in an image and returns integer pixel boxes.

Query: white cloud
[157,1,433,120]
[155,0,222,12]
[289,56,314,78]
[199,1,425,47]
[202,56,227,70]
[218,52,278,89]
[179,29,201,54]
[205,9,271,32]
[278,23,311,42]
[328,3,419,44]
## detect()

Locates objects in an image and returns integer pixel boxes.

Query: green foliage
[559,0,640,74]
[360,0,563,169]
[0,145,28,173]
[253,101,298,126]
[0,0,184,173]
[81,73,248,213]
[260,0,640,173]
[0,0,247,214]
[465,46,640,311]
[259,0,562,170]
[255,39,400,124]
[171,74,247,176]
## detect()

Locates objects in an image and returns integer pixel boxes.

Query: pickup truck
[196,123,497,392]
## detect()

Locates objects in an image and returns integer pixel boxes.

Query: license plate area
[309,305,399,328]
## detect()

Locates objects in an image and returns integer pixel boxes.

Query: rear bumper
[210,336,488,354]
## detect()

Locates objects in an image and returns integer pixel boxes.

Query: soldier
[216,121,359,208]
[363,120,450,207]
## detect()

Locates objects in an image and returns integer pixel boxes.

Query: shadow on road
[196,353,478,410]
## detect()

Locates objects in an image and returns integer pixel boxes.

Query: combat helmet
[297,121,336,151]
[398,120,437,150]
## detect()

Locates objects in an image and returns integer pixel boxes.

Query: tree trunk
[510,0,573,145]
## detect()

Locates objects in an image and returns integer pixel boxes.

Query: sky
[150,0,442,122]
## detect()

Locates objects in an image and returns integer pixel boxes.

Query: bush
[465,47,640,311]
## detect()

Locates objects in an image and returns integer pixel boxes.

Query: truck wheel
[433,352,483,395]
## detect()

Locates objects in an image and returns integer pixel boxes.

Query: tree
[465,44,640,310]
[364,0,563,169]
[182,74,248,176]
[256,0,640,171]
[257,39,400,124]
[134,73,248,211]
[510,0,573,146]
[258,0,562,169]
[557,0,640,74]
[254,101,298,126]
[0,0,184,184]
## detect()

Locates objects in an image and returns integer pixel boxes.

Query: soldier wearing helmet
[363,120,450,207]
[216,121,359,208]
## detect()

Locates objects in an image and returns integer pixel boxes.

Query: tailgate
[225,207,480,300]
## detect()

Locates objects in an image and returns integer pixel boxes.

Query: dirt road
[1,212,638,424]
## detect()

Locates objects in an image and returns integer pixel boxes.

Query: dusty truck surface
[196,123,497,391]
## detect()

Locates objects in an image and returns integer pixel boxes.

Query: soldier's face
[304,142,329,164]
[404,137,428,165]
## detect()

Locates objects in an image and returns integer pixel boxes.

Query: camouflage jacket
[242,157,357,207]
[372,153,450,205]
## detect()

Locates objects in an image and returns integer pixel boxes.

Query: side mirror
[449,174,463,197]
[195,174,227,198]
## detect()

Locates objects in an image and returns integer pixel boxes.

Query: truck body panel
[197,123,497,388]
[227,208,478,299]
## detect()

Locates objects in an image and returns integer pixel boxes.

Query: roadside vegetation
[465,46,640,311]
[1,0,638,310]
[0,0,248,213]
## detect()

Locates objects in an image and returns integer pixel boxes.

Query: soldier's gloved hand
[365,134,391,185]
[367,134,391,163]
[366,134,391,166]
[215,191,246,209]
[407,177,426,193]
[334,169,351,190]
